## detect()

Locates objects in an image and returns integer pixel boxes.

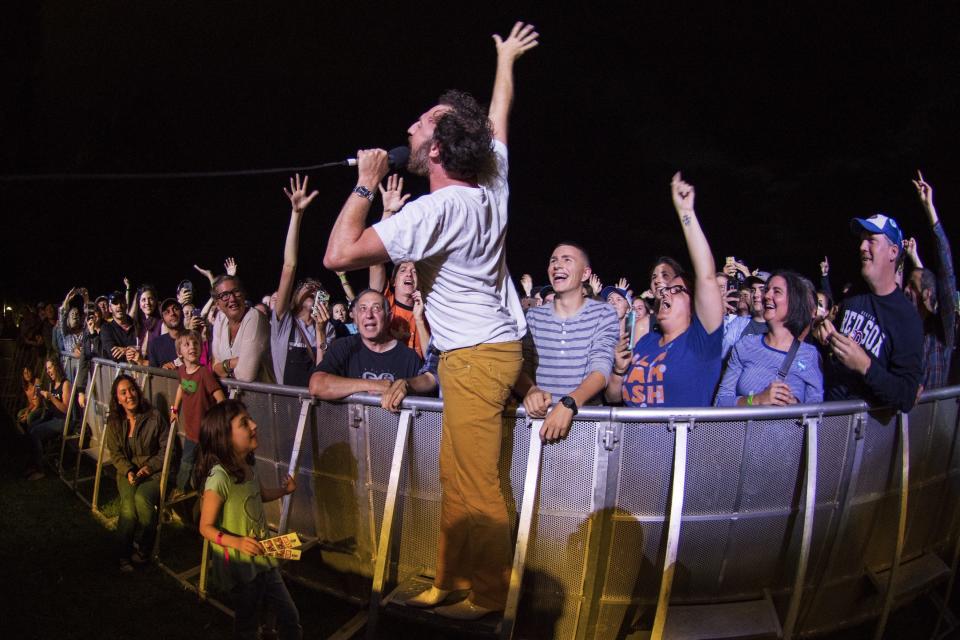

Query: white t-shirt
[211,307,274,383]
[373,140,527,352]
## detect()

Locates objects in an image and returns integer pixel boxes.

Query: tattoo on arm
[682,214,692,226]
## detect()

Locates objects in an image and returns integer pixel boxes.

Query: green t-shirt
[205,463,276,590]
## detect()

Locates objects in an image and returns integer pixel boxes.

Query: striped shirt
[714,334,823,406]
[523,298,619,400]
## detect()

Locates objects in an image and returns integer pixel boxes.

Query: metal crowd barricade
[59,356,960,639]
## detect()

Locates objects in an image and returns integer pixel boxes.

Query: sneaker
[119,559,134,573]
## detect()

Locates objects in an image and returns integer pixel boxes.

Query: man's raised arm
[489,22,539,146]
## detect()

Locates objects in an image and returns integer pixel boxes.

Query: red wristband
[216,531,229,565]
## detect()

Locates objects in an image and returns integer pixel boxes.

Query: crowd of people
[5,19,959,638]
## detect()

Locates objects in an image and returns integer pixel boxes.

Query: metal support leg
[91,417,112,512]
[367,409,413,638]
[57,371,81,477]
[784,415,820,639]
[499,420,545,640]
[278,398,312,534]
[651,420,690,640]
[874,412,910,640]
[71,362,100,490]
[151,415,181,559]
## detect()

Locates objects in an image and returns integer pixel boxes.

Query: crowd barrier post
[152,414,184,561]
[783,414,821,639]
[872,412,910,640]
[649,418,690,640]
[366,408,413,638]
[57,359,82,479]
[278,396,314,535]
[499,419,545,640]
[70,361,101,495]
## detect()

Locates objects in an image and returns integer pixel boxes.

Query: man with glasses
[308,289,421,400]
[210,275,273,383]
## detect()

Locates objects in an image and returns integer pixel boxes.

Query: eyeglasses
[216,288,244,302]
[657,285,690,297]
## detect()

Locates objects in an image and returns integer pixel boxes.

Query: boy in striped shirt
[516,242,620,442]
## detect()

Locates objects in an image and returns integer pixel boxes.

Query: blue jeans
[231,567,301,640]
[176,439,198,491]
[116,473,161,558]
[27,417,64,468]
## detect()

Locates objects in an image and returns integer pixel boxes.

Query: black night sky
[3,3,960,305]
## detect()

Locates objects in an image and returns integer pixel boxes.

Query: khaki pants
[436,341,522,609]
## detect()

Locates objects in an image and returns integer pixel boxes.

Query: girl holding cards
[195,400,301,639]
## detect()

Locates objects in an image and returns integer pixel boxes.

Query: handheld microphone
[345,146,409,171]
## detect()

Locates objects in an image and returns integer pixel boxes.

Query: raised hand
[613,334,632,372]
[671,172,695,216]
[520,274,533,297]
[379,174,411,217]
[411,290,425,321]
[903,238,922,267]
[311,298,330,330]
[589,274,602,296]
[357,149,390,190]
[913,170,935,210]
[123,277,131,290]
[193,264,215,285]
[820,256,829,277]
[224,257,237,276]
[284,173,319,214]
[616,277,630,291]
[492,21,540,62]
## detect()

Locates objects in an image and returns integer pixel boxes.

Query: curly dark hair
[194,399,254,487]
[433,90,497,183]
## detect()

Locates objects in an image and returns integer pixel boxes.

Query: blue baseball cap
[600,286,632,303]
[850,213,903,250]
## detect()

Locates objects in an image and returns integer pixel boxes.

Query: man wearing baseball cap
[814,213,922,411]
[147,298,185,369]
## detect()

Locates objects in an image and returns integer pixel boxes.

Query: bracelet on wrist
[613,368,628,376]
[746,394,755,406]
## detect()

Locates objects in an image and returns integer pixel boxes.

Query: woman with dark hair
[104,374,168,571]
[131,284,162,358]
[23,357,72,480]
[715,270,823,406]
[195,400,300,639]
[606,173,724,407]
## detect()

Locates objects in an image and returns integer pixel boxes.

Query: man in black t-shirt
[815,213,923,411]
[308,289,422,401]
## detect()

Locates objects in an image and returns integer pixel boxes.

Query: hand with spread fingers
[379,174,410,218]
[284,173,319,215]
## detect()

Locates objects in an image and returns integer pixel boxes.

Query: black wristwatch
[559,395,578,416]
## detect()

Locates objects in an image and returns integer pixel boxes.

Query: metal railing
[56,353,960,639]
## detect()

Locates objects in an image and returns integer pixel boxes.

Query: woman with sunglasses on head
[130,284,162,358]
[715,271,823,407]
[606,173,724,407]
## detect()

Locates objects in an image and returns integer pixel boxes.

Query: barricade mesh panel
[926,399,957,478]
[524,512,587,640]
[684,420,746,515]
[505,414,529,514]
[903,482,943,559]
[672,519,731,598]
[817,413,852,504]
[737,418,803,513]
[604,518,663,602]
[269,394,304,463]
[539,418,595,512]
[617,422,674,515]
[406,408,442,497]
[908,401,935,484]
[854,412,898,497]
[861,493,900,571]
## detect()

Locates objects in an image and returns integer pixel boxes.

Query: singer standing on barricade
[322,22,538,620]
